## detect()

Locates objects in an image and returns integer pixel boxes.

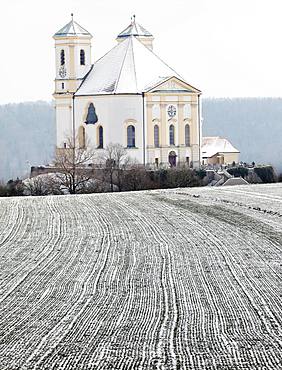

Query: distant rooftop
[54,14,92,38]
[202,136,240,158]
[117,16,153,39]
[222,177,249,186]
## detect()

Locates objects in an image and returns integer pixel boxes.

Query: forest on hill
[0,102,55,182]
[202,98,282,171]
[0,98,282,181]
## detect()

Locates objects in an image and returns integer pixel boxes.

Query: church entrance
[168,151,177,167]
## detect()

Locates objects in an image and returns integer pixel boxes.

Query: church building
[53,16,202,167]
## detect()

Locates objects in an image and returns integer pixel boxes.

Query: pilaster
[160,103,167,146]
[191,101,198,145]
[146,102,153,147]
[69,45,75,80]
[178,102,185,146]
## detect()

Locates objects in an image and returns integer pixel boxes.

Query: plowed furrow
[0,184,281,369]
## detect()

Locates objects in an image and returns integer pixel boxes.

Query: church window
[169,151,177,167]
[62,83,65,90]
[185,124,190,146]
[78,126,86,149]
[154,125,159,147]
[63,142,67,149]
[98,126,103,148]
[60,50,65,66]
[85,103,98,125]
[80,49,85,65]
[127,125,135,148]
[169,124,175,145]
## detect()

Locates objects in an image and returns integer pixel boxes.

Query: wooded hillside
[0,102,55,181]
[203,98,282,171]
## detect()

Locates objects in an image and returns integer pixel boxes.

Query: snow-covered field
[0,184,281,370]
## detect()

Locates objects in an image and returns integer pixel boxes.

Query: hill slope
[203,98,282,171]
[0,184,281,369]
[0,101,55,181]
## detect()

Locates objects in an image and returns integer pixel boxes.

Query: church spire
[54,15,92,38]
[116,16,154,50]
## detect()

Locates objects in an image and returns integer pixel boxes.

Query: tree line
[0,141,206,196]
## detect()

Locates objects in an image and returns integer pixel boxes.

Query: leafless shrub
[246,171,263,184]
[54,136,96,194]
[23,174,62,196]
[100,143,130,192]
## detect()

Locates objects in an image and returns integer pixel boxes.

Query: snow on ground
[0,184,281,369]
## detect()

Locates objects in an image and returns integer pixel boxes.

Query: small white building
[53,16,202,167]
[202,136,240,165]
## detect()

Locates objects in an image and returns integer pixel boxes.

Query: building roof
[117,17,153,39]
[54,17,92,38]
[222,177,249,186]
[202,136,240,158]
[76,36,186,96]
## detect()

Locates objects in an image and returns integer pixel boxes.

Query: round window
[167,105,176,118]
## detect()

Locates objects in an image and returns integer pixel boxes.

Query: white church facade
[53,16,202,168]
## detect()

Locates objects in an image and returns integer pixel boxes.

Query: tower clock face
[59,66,66,78]
[167,105,177,118]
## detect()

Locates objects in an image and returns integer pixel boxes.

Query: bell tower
[53,15,92,149]
[53,14,92,94]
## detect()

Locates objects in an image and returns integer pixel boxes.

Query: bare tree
[101,143,130,192]
[54,136,96,194]
[24,174,62,196]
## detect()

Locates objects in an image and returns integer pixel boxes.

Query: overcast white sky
[0,0,282,103]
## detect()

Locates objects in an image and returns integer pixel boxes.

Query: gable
[146,76,201,94]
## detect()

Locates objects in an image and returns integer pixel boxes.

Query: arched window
[80,49,85,65]
[60,50,65,66]
[185,124,190,146]
[78,126,86,149]
[154,125,159,147]
[169,124,175,146]
[98,126,103,148]
[85,103,98,125]
[169,151,177,167]
[127,125,135,148]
